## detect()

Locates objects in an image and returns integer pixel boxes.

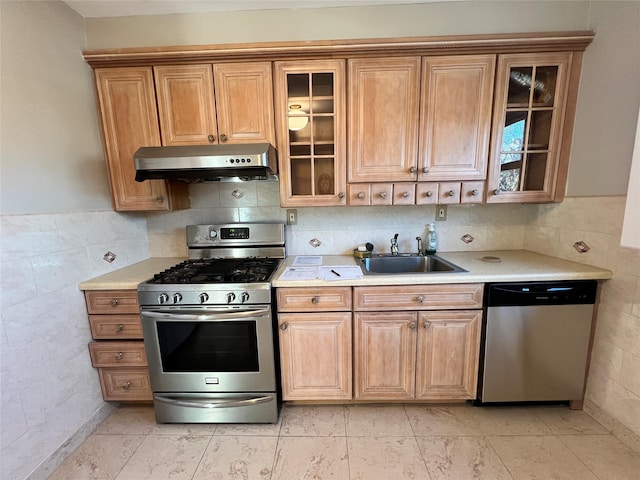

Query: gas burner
[149,258,280,285]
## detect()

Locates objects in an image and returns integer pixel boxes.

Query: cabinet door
[348,58,421,183]
[419,55,495,181]
[95,68,185,211]
[354,312,416,400]
[274,60,346,206]
[154,64,218,145]
[214,63,275,145]
[415,310,481,400]
[278,313,352,400]
[487,53,572,203]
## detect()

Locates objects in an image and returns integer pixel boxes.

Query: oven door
[141,306,276,393]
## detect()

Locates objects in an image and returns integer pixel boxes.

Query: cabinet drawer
[89,314,143,339]
[89,341,147,367]
[277,287,352,312]
[354,284,483,311]
[98,367,152,401]
[85,290,139,314]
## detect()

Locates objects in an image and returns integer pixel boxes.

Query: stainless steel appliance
[139,222,285,423]
[477,280,597,404]
[134,143,277,182]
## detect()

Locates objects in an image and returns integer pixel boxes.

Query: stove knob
[172,293,182,304]
[158,293,169,304]
[240,292,250,303]
[226,292,236,304]
[199,292,209,304]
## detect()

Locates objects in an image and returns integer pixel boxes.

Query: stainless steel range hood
[134,143,277,182]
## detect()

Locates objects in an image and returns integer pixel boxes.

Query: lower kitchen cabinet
[278,312,352,400]
[83,289,152,402]
[355,312,417,399]
[415,310,482,399]
[354,309,481,400]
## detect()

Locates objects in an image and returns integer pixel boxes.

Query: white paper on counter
[292,255,323,266]
[280,266,319,280]
[318,265,363,281]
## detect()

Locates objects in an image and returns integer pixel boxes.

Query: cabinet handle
[402,191,409,198]
[471,189,479,196]
[220,134,228,142]
[311,296,319,304]
[426,191,433,197]
[115,352,124,360]
[110,299,119,307]
[408,321,417,329]
[280,323,288,330]
[423,321,432,329]
[207,134,215,143]
[115,324,124,332]
[416,296,424,304]
[357,192,365,199]
[338,192,345,200]
[422,167,429,173]
[122,381,131,390]
[409,166,417,173]
[448,190,456,197]
[155,196,165,203]
[379,191,387,199]
[494,189,500,195]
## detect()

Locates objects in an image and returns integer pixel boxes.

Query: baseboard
[25,403,117,480]
[584,399,640,454]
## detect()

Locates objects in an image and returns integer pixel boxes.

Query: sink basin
[360,254,467,275]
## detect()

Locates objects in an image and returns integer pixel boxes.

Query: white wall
[0,0,110,215]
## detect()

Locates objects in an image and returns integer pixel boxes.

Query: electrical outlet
[436,205,447,221]
[286,209,298,225]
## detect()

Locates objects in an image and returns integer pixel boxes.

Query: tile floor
[49,403,640,480]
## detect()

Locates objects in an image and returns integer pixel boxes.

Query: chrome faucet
[390,233,399,255]
[416,236,424,256]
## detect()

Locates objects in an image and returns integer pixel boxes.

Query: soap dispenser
[426,223,437,255]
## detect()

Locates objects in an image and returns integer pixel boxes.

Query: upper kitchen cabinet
[487,52,576,203]
[419,55,495,182]
[348,57,421,183]
[94,67,189,211]
[154,63,275,146]
[274,60,346,207]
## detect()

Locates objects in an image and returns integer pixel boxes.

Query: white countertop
[272,250,613,287]
[78,250,613,291]
[78,257,185,290]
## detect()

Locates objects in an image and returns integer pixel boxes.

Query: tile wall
[524,196,640,452]
[0,211,149,480]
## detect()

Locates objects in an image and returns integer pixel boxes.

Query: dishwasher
[477,280,598,404]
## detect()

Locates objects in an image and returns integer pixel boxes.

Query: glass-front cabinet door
[487,53,572,203]
[274,60,346,206]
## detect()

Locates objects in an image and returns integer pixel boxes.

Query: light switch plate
[286,209,297,225]
[436,205,447,221]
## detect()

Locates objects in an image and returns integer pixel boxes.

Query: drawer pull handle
[426,191,433,197]
[208,134,215,143]
[357,192,365,199]
[416,296,424,304]
[338,192,345,200]
[110,299,119,307]
[408,321,417,330]
[423,321,432,329]
[280,322,288,330]
[409,166,417,173]
[311,296,319,304]
[115,352,124,360]
[115,324,124,332]
[402,191,409,198]
[220,134,228,142]
[448,190,456,197]
[122,382,131,390]
[422,167,429,173]
[379,191,387,199]
[471,189,479,196]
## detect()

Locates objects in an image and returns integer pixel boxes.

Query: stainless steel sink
[359,254,467,275]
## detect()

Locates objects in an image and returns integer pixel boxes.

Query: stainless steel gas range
[138,223,285,424]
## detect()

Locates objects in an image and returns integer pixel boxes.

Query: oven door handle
[141,308,270,321]
[153,394,274,409]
